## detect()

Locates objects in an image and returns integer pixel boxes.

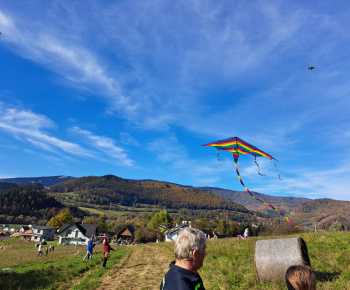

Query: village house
[97,232,112,242]
[30,225,56,242]
[164,223,188,242]
[19,229,33,241]
[58,223,98,245]
[115,225,135,243]
[19,226,30,232]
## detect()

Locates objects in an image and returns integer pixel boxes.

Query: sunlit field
[1,232,349,289]
[153,231,350,290]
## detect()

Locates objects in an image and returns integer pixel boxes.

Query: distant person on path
[52,245,55,252]
[103,236,115,268]
[45,247,49,256]
[160,227,207,290]
[49,244,52,252]
[243,228,249,238]
[38,243,43,257]
[83,239,95,261]
[285,265,316,290]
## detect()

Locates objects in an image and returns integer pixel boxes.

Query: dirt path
[97,244,171,290]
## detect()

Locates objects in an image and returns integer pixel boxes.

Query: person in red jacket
[103,235,114,268]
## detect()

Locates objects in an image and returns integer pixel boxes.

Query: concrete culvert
[254,237,311,282]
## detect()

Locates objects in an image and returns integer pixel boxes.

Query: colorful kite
[203,136,303,228]
[157,223,169,235]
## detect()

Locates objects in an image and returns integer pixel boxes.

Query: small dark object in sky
[308,67,315,70]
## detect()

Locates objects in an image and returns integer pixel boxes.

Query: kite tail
[217,150,221,168]
[233,154,303,228]
[270,159,283,181]
[254,156,265,176]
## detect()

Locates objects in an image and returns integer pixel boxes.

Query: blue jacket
[87,241,95,252]
[160,262,205,290]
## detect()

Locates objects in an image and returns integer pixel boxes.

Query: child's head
[285,265,316,290]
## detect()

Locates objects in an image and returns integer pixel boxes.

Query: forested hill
[0,186,64,220]
[0,176,75,187]
[293,198,350,228]
[195,186,311,216]
[0,182,18,193]
[49,175,254,214]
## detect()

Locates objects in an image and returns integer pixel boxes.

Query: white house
[164,224,188,242]
[25,225,57,242]
[58,223,98,245]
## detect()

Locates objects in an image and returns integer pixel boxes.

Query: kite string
[217,149,221,168]
[233,154,303,228]
[254,156,265,176]
[270,159,283,181]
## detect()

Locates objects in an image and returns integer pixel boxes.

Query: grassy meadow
[0,240,131,290]
[0,231,349,289]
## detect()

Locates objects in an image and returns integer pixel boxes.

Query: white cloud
[69,126,134,166]
[0,102,94,158]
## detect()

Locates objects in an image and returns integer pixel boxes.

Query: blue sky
[1,1,350,201]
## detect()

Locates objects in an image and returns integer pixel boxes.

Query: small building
[10,232,20,238]
[10,227,21,232]
[97,232,112,243]
[30,225,56,242]
[20,226,30,232]
[19,230,33,241]
[0,231,11,240]
[58,223,98,245]
[116,225,135,243]
[164,224,187,242]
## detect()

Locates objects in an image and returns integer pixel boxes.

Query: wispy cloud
[69,126,134,166]
[0,102,94,157]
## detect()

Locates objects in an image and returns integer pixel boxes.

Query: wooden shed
[116,225,135,243]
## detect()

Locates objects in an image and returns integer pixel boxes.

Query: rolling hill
[48,175,264,223]
[0,176,75,187]
[2,175,350,229]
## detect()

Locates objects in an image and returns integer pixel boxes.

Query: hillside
[197,186,311,217]
[49,175,265,222]
[0,182,18,193]
[292,198,350,229]
[0,175,75,187]
[0,186,64,222]
[0,186,88,225]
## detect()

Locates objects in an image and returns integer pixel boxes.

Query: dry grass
[1,232,349,289]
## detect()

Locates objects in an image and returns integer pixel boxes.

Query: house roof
[59,223,98,237]
[31,225,56,230]
[167,224,187,235]
[117,225,135,236]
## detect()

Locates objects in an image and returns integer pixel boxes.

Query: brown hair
[285,265,316,290]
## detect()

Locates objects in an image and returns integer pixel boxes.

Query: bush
[134,228,161,243]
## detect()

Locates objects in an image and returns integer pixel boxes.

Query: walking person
[83,239,95,261]
[45,247,49,256]
[102,235,115,268]
[160,227,207,290]
[37,243,43,257]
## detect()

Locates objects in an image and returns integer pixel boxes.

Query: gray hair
[174,228,207,261]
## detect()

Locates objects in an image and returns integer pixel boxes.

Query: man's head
[174,228,207,271]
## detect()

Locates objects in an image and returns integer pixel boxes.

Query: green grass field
[153,231,350,290]
[1,231,349,289]
[0,241,130,290]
